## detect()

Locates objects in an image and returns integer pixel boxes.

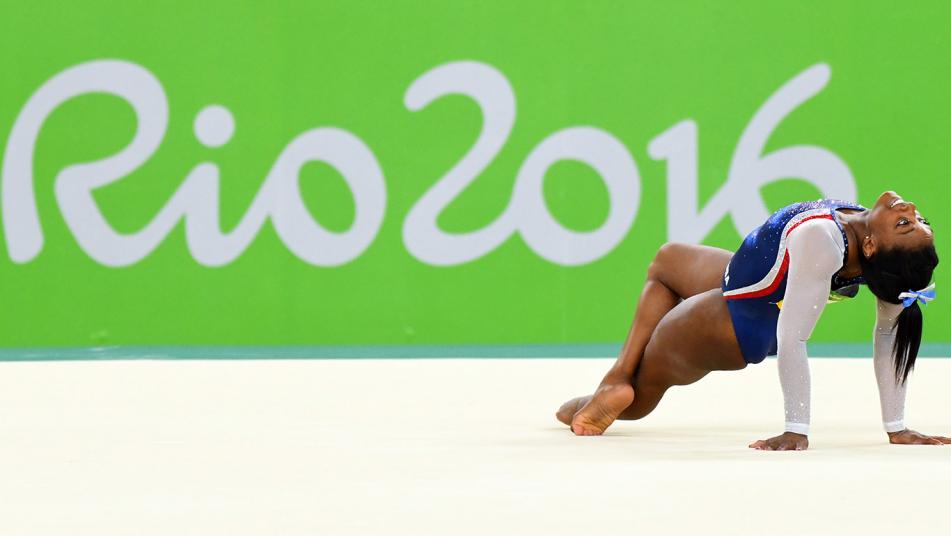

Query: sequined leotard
[722,200,906,435]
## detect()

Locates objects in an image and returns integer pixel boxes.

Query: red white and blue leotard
[721,199,908,435]
[721,199,865,364]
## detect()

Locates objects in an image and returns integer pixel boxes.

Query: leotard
[722,200,906,435]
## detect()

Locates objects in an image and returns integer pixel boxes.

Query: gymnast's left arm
[749,219,843,451]
[874,298,951,445]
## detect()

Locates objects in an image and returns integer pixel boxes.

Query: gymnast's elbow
[775,332,810,360]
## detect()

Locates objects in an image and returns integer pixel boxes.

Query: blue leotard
[721,199,866,364]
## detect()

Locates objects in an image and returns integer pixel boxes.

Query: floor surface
[1,358,949,535]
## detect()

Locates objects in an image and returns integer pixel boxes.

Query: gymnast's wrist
[784,422,809,436]
[883,420,906,434]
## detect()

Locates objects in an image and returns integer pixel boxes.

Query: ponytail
[859,245,938,385]
[892,302,923,384]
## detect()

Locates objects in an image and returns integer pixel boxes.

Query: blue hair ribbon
[897,283,936,308]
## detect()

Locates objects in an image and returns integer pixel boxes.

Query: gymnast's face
[863,190,934,257]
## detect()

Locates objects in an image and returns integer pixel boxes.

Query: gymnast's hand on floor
[748,432,809,451]
[887,429,951,445]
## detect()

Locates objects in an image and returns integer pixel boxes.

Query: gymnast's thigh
[652,244,733,299]
[635,288,746,388]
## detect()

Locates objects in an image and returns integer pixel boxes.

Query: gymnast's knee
[647,242,683,280]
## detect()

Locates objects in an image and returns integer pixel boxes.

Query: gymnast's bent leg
[615,288,746,424]
[557,243,732,430]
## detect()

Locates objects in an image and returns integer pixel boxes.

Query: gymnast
[556,192,948,450]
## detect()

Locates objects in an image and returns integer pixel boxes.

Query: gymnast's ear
[862,234,877,260]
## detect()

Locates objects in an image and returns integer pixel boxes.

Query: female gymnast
[556,191,947,450]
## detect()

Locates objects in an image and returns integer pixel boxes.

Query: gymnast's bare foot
[570,382,634,436]
[556,395,592,425]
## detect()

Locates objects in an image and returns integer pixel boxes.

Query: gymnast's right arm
[872,299,906,435]
[874,299,951,445]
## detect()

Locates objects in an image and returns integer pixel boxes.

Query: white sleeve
[873,299,907,433]
[776,219,845,436]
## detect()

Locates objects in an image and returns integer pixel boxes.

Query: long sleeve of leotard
[873,299,907,433]
[775,219,845,436]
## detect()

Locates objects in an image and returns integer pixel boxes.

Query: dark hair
[859,244,939,384]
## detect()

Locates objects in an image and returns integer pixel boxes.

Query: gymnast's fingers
[904,433,942,445]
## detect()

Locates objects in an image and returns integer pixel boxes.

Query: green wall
[1,1,948,350]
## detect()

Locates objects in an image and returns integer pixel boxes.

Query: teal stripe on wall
[2,344,951,361]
